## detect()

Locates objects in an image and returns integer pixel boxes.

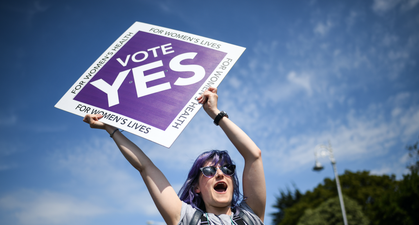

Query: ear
[195,185,201,194]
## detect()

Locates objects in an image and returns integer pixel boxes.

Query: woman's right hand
[83,114,110,130]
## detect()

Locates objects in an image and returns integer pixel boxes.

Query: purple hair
[178,150,242,211]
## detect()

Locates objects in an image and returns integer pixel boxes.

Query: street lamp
[313,141,348,225]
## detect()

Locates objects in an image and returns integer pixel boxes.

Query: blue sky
[1,0,419,224]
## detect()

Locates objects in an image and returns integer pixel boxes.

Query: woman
[83,87,266,225]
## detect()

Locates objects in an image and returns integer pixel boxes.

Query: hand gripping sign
[55,22,245,148]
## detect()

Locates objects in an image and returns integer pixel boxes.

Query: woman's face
[195,160,234,210]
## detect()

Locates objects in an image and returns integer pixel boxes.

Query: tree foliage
[367,140,419,225]
[368,166,419,225]
[272,140,419,225]
[272,171,396,225]
[406,140,419,173]
[297,195,369,225]
[271,186,302,225]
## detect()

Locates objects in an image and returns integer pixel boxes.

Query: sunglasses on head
[200,164,236,178]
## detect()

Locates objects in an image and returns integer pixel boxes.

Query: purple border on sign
[74,31,227,130]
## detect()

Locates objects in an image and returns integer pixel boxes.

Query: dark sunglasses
[200,164,236,178]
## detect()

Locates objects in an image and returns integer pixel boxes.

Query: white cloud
[313,20,333,36]
[54,138,160,215]
[287,71,313,96]
[388,92,410,105]
[0,138,171,225]
[399,152,411,164]
[0,112,17,126]
[372,0,401,13]
[211,8,419,181]
[391,107,403,117]
[399,106,419,138]
[372,0,419,13]
[370,166,394,176]
[345,10,362,29]
[0,141,22,171]
[0,163,17,171]
[401,0,419,10]
[261,97,419,176]
[382,33,399,47]
[228,76,242,89]
[0,190,107,225]
[370,152,411,177]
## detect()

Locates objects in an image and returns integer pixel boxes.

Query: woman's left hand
[197,87,220,119]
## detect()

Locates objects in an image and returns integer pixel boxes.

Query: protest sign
[55,21,245,148]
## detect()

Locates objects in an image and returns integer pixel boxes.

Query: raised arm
[198,87,266,221]
[83,114,182,225]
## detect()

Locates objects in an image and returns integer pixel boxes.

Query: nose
[215,167,224,178]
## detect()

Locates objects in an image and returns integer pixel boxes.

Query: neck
[205,205,232,216]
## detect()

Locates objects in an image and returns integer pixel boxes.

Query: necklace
[205,213,235,225]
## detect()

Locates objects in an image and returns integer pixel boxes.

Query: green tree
[297,195,369,225]
[271,186,302,225]
[367,140,419,225]
[272,139,419,225]
[406,140,419,172]
[338,171,397,221]
[272,171,397,225]
[367,170,419,225]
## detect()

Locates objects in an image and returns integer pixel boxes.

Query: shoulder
[178,202,200,225]
[236,201,265,225]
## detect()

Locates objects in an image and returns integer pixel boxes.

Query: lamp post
[313,141,348,225]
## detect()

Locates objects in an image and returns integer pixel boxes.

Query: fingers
[207,86,217,94]
[83,115,91,124]
[83,114,101,123]
[198,87,218,104]
[197,87,220,119]
[197,95,208,104]
[83,114,105,129]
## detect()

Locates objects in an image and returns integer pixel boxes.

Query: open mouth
[214,182,227,193]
